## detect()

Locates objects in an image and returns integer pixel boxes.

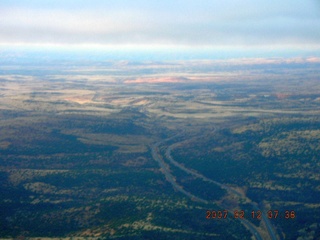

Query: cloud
[0,0,320,49]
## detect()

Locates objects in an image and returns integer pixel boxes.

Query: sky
[0,0,320,58]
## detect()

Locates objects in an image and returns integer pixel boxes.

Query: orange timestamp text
[206,210,296,220]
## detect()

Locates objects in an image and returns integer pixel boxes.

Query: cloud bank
[1,0,320,50]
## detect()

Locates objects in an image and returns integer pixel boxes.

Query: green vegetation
[172,117,320,239]
[0,59,319,239]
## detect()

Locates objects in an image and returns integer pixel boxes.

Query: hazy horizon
[1,0,320,61]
